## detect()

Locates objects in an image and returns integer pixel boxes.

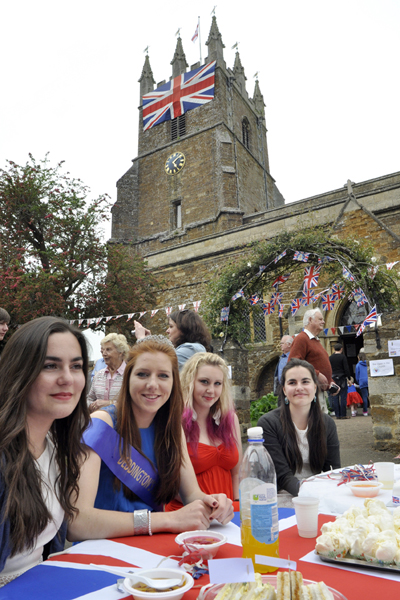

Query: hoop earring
[213,408,221,426]
[191,409,198,421]
[284,396,289,405]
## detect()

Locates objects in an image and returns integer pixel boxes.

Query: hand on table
[204,493,234,525]
[168,499,213,532]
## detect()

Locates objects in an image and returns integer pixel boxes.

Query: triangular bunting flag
[165,307,173,316]
[220,306,230,322]
[139,311,147,318]
[193,301,201,312]
[151,309,159,317]
[179,304,186,311]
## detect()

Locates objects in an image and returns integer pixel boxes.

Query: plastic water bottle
[239,426,279,573]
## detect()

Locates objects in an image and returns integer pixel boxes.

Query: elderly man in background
[87,332,130,413]
[288,308,333,414]
[274,335,294,399]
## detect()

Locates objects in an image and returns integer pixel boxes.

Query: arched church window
[242,117,250,150]
[171,114,186,140]
[340,301,368,327]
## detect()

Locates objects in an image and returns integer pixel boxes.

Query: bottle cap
[247,426,263,439]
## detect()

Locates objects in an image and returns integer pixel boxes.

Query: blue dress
[94,405,159,512]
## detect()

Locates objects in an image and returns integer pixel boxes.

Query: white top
[294,423,313,480]
[1,438,64,581]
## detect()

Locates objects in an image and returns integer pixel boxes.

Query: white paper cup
[292,496,319,538]
[374,462,395,489]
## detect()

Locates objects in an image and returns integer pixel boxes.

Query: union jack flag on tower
[142,61,216,131]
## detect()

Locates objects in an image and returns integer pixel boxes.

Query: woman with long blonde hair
[167,353,242,511]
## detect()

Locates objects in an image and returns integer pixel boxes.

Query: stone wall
[364,310,400,452]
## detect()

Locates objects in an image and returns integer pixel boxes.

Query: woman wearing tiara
[167,353,242,512]
[68,336,233,540]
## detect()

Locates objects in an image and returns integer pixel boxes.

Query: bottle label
[250,483,279,544]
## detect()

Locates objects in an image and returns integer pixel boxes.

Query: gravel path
[334,412,399,467]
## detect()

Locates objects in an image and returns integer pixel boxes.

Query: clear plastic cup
[374,462,395,490]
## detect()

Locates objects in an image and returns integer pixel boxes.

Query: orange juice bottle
[239,427,279,573]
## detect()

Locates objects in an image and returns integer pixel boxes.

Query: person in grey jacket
[258,358,341,497]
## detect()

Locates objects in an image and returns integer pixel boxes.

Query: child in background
[346,377,363,417]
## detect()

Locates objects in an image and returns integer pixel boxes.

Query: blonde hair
[180,353,234,418]
[101,333,130,359]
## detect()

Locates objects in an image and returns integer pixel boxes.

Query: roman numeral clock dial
[165,152,185,175]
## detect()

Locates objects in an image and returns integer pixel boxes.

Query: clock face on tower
[165,151,185,175]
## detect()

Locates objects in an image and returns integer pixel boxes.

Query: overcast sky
[1,1,399,239]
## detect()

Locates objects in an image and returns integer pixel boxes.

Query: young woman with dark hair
[134,309,212,370]
[258,358,340,497]
[68,337,233,541]
[0,317,90,586]
[166,352,242,512]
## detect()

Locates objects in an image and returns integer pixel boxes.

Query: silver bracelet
[148,511,152,536]
[133,509,149,535]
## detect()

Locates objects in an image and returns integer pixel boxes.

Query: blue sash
[82,418,162,511]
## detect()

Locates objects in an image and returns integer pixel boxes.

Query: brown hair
[116,338,183,505]
[0,308,10,323]
[0,317,90,556]
[169,310,211,349]
[278,358,327,474]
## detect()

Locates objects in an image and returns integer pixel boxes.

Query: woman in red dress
[167,353,242,510]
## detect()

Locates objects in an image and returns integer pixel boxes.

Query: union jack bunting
[151,309,159,317]
[331,284,346,300]
[278,304,285,318]
[368,266,379,280]
[321,294,336,311]
[293,251,310,263]
[258,265,267,273]
[232,290,244,301]
[301,289,315,306]
[274,250,287,264]
[262,302,275,315]
[249,294,260,305]
[220,306,230,322]
[386,261,399,270]
[313,288,329,302]
[356,309,377,338]
[142,61,216,131]
[291,298,303,315]
[342,266,355,281]
[270,292,283,306]
[303,265,321,290]
[353,288,367,307]
[272,273,291,289]
[318,256,335,264]
[165,306,173,316]
[193,301,201,312]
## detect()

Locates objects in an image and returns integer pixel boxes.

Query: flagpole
[198,16,202,64]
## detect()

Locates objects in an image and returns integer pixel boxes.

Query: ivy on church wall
[203,224,400,346]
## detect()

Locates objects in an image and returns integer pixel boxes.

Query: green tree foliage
[0,154,159,326]
[203,225,400,345]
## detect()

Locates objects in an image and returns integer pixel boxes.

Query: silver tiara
[135,334,174,348]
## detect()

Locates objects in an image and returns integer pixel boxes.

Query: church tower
[111,16,285,252]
